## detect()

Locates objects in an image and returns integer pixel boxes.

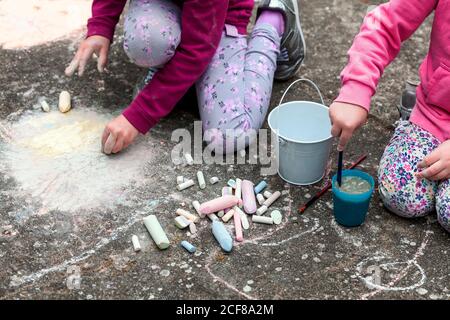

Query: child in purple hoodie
[65,0,306,154]
[329,0,450,232]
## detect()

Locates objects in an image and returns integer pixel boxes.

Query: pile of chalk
[133,153,284,254]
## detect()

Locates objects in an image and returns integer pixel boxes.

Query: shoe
[397,79,419,121]
[257,0,306,81]
[132,67,158,99]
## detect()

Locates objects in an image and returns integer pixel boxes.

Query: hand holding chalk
[101,115,139,155]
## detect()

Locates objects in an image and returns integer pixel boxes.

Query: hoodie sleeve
[86,0,128,41]
[335,0,437,110]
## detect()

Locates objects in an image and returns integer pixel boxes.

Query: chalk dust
[0,0,91,49]
[0,108,155,212]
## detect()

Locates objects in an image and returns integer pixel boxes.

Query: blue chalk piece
[211,221,233,253]
[227,179,236,189]
[180,240,196,253]
[254,180,267,194]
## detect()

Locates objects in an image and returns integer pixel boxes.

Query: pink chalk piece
[233,210,243,242]
[241,180,257,214]
[199,195,241,215]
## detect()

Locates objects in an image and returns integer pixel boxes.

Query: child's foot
[132,67,159,98]
[257,0,306,81]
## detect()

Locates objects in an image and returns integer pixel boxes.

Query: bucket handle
[278,78,325,107]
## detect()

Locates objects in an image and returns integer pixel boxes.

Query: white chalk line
[357,231,432,299]
[9,200,162,288]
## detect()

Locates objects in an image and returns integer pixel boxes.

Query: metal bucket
[268,79,332,185]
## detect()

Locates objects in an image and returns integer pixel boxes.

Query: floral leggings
[123,0,281,152]
[378,121,450,232]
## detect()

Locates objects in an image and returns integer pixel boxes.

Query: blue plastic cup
[332,169,375,227]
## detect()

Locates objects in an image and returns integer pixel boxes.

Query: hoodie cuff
[122,101,157,134]
[87,19,115,42]
[334,81,374,111]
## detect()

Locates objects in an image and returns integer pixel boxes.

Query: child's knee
[124,26,180,67]
[436,197,450,233]
[378,171,433,218]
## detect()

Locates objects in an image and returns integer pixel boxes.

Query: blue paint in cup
[332,169,375,227]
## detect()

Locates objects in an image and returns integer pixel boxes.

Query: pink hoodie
[335,0,450,142]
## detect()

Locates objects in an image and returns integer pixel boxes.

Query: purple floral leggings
[123,0,281,152]
[378,121,450,232]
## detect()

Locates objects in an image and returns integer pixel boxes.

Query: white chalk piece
[227,179,236,188]
[263,191,272,199]
[189,222,197,234]
[39,99,50,112]
[192,200,201,215]
[177,179,195,191]
[263,191,281,207]
[212,221,233,253]
[181,240,196,253]
[256,205,268,216]
[210,177,219,184]
[103,134,116,155]
[176,176,184,184]
[252,215,274,225]
[256,194,265,205]
[207,213,219,221]
[131,235,141,252]
[271,210,283,225]
[176,208,199,223]
[222,209,235,223]
[197,171,206,189]
[217,210,225,218]
[174,216,191,229]
[58,91,71,113]
[235,178,242,207]
[184,153,194,165]
[143,215,170,250]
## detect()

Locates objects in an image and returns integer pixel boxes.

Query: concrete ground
[0,0,448,300]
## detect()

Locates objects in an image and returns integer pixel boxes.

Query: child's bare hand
[417,140,450,181]
[101,115,139,155]
[329,102,368,151]
[65,35,111,77]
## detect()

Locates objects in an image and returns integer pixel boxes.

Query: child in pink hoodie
[329,0,450,232]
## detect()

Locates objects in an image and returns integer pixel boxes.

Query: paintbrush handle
[298,154,367,214]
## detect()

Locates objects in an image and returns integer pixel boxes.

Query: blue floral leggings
[378,121,450,232]
[123,0,281,152]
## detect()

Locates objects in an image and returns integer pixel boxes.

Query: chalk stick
[234,206,249,230]
[263,191,281,207]
[210,177,219,184]
[254,180,267,194]
[58,91,71,113]
[252,215,273,225]
[212,221,233,253]
[131,235,141,252]
[207,213,219,221]
[177,179,195,191]
[227,179,236,188]
[176,176,184,184]
[233,210,243,242]
[197,171,206,189]
[192,200,201,215]
[199,195,242,216]
[181,240,196,253]
[184,153,194,165]
[263,191,272,199]
[103,134,116,155]
[256,205,268,216]
[39,99,50,112]
[271,210,283,225]
[222,208,235,223]
[242,180,257,214]
[235,178,242,207]
[256,194,265,205]
[174,216,191,229]
[143,215,170,250]
[189,222,197,234]
[176,208,199,223]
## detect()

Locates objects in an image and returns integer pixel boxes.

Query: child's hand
[329,102,368,151]
[65,35,111,77]
[101,115,139,154]
[417,140,450,181]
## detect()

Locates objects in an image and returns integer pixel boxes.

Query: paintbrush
[298,154,367,214]
[337,151,343,186]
